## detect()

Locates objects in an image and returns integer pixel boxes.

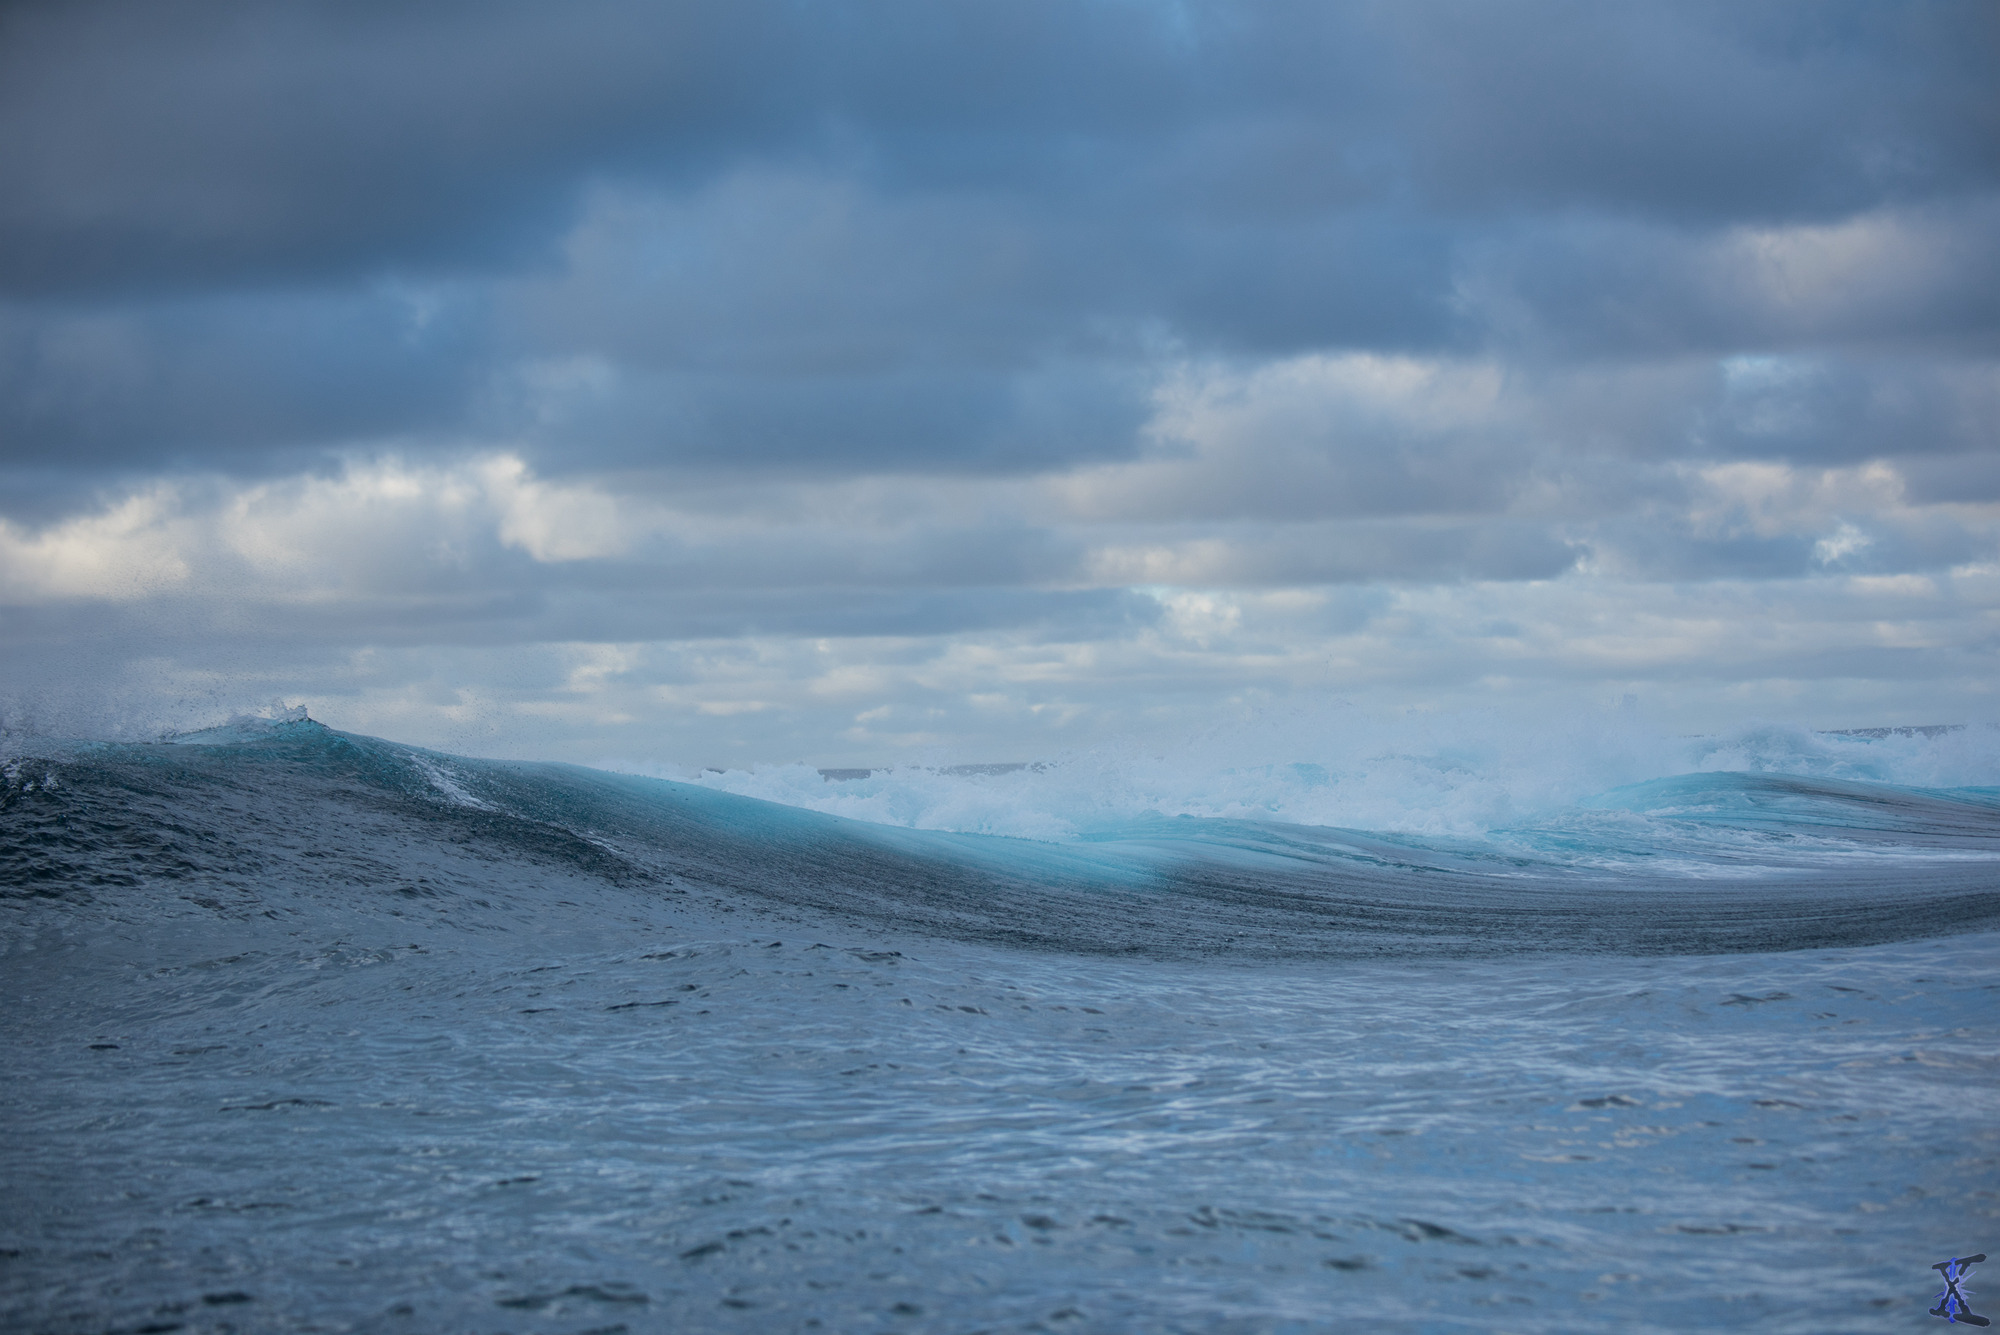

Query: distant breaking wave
[641,715,2000,843]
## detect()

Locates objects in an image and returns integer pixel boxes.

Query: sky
[1,0,1996,767]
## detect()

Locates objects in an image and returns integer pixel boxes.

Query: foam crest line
[4,718,1998,960]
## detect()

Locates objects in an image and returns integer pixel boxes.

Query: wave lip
[162,706,319,746]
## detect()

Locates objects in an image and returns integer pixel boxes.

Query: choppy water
[3,718,1997,1332]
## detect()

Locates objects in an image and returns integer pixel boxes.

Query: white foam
[164,705,314,745]
[408,754,493,810]
[614,710,2000,840]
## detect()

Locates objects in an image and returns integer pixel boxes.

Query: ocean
[2,715,1996,1333]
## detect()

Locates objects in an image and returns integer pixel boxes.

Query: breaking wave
[7,713,1997,960]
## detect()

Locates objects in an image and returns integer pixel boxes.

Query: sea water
[2,716,1996,1332]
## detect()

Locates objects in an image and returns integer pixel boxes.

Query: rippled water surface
[2,723,1996,1332]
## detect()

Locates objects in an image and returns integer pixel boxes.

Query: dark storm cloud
[2,0,1994,487]
[6,0,1988,295]
[0,286,485,466]
[1384,1,1999,221]
[500,362,1155,472]
[0,0,808,296]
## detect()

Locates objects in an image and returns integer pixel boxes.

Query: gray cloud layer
[4,0,1993,473]
[1,0,1995,755]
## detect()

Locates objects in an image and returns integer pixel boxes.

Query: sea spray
[617,707,2000,842]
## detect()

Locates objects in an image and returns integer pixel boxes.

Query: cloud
[0,486,192,600]
[1,1,1992,484]
[1382,1,2000,220]
[0,290,485,473]
[7,1,1991,297]
[1057,354,1520,522]
[1454,199,2000,357]
[2,0,1995,756]
[2,433,1991,657]
[0,0,810,295]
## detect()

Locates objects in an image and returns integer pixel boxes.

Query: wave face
[4,719,1998,1332]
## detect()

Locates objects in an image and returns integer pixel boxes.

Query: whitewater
[2,715,1996,1333]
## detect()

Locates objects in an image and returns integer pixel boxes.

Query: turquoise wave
[6,717,1998,959]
